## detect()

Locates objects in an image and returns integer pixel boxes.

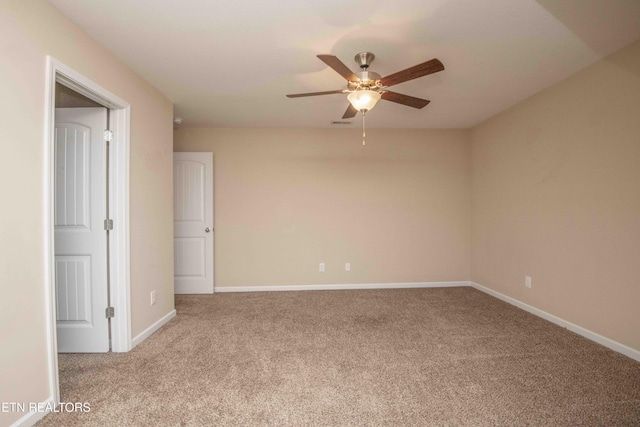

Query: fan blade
[381,91,430,109]
[286,90,345,98]
[342,104,358,119]
[317,55,358,81]
[380,58,444,87]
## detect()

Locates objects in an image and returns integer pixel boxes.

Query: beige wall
[175,128,471,287]
[471,40,640,351]
[0,1,174,424]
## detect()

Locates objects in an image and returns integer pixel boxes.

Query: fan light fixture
[348,89,382,145]
[347,89,381,112]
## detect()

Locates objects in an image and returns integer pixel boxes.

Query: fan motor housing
[349,71,382,90]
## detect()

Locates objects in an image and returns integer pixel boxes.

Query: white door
[173,152,214,294]
[54,107,110,352]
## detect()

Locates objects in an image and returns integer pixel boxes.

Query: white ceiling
[48,0,640,129]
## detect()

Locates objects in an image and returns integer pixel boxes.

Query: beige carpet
[38,287,640,426]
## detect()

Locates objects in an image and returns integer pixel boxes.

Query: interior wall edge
[131,310,177,349]
[471,281,640,362]
[6,396,54,427]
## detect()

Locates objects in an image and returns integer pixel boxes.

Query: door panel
[174,237,206,277]
[55,107,109,353]
[174,160,205,221]
[55,256,92,323]
[55,124,90,228]
[173,153,214,294]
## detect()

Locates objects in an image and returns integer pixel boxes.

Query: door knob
[205,227,211,233]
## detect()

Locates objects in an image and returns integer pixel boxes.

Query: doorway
[44,57,132,404]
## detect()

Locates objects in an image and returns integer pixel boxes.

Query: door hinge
[104,130,113,142]
[104,219,114,231]
[105,307,115,319]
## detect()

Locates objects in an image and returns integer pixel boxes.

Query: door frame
[43,57,132,404]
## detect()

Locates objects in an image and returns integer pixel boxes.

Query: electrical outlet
[525,276,532,289]
[150,290,157,305]
[345,262,350,271]
[319,262,325,272]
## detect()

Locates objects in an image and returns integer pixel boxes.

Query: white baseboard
[131,309,176,348]
[8,397,54,427]
[214,281,469,293]
[470,281,640,362]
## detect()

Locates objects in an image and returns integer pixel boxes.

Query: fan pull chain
[362,111,366,146]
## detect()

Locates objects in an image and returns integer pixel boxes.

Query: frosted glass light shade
[347,90,381,112]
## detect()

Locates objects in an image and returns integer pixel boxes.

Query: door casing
[44,57,132,404]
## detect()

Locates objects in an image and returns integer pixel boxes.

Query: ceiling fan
[286,52,445,120]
